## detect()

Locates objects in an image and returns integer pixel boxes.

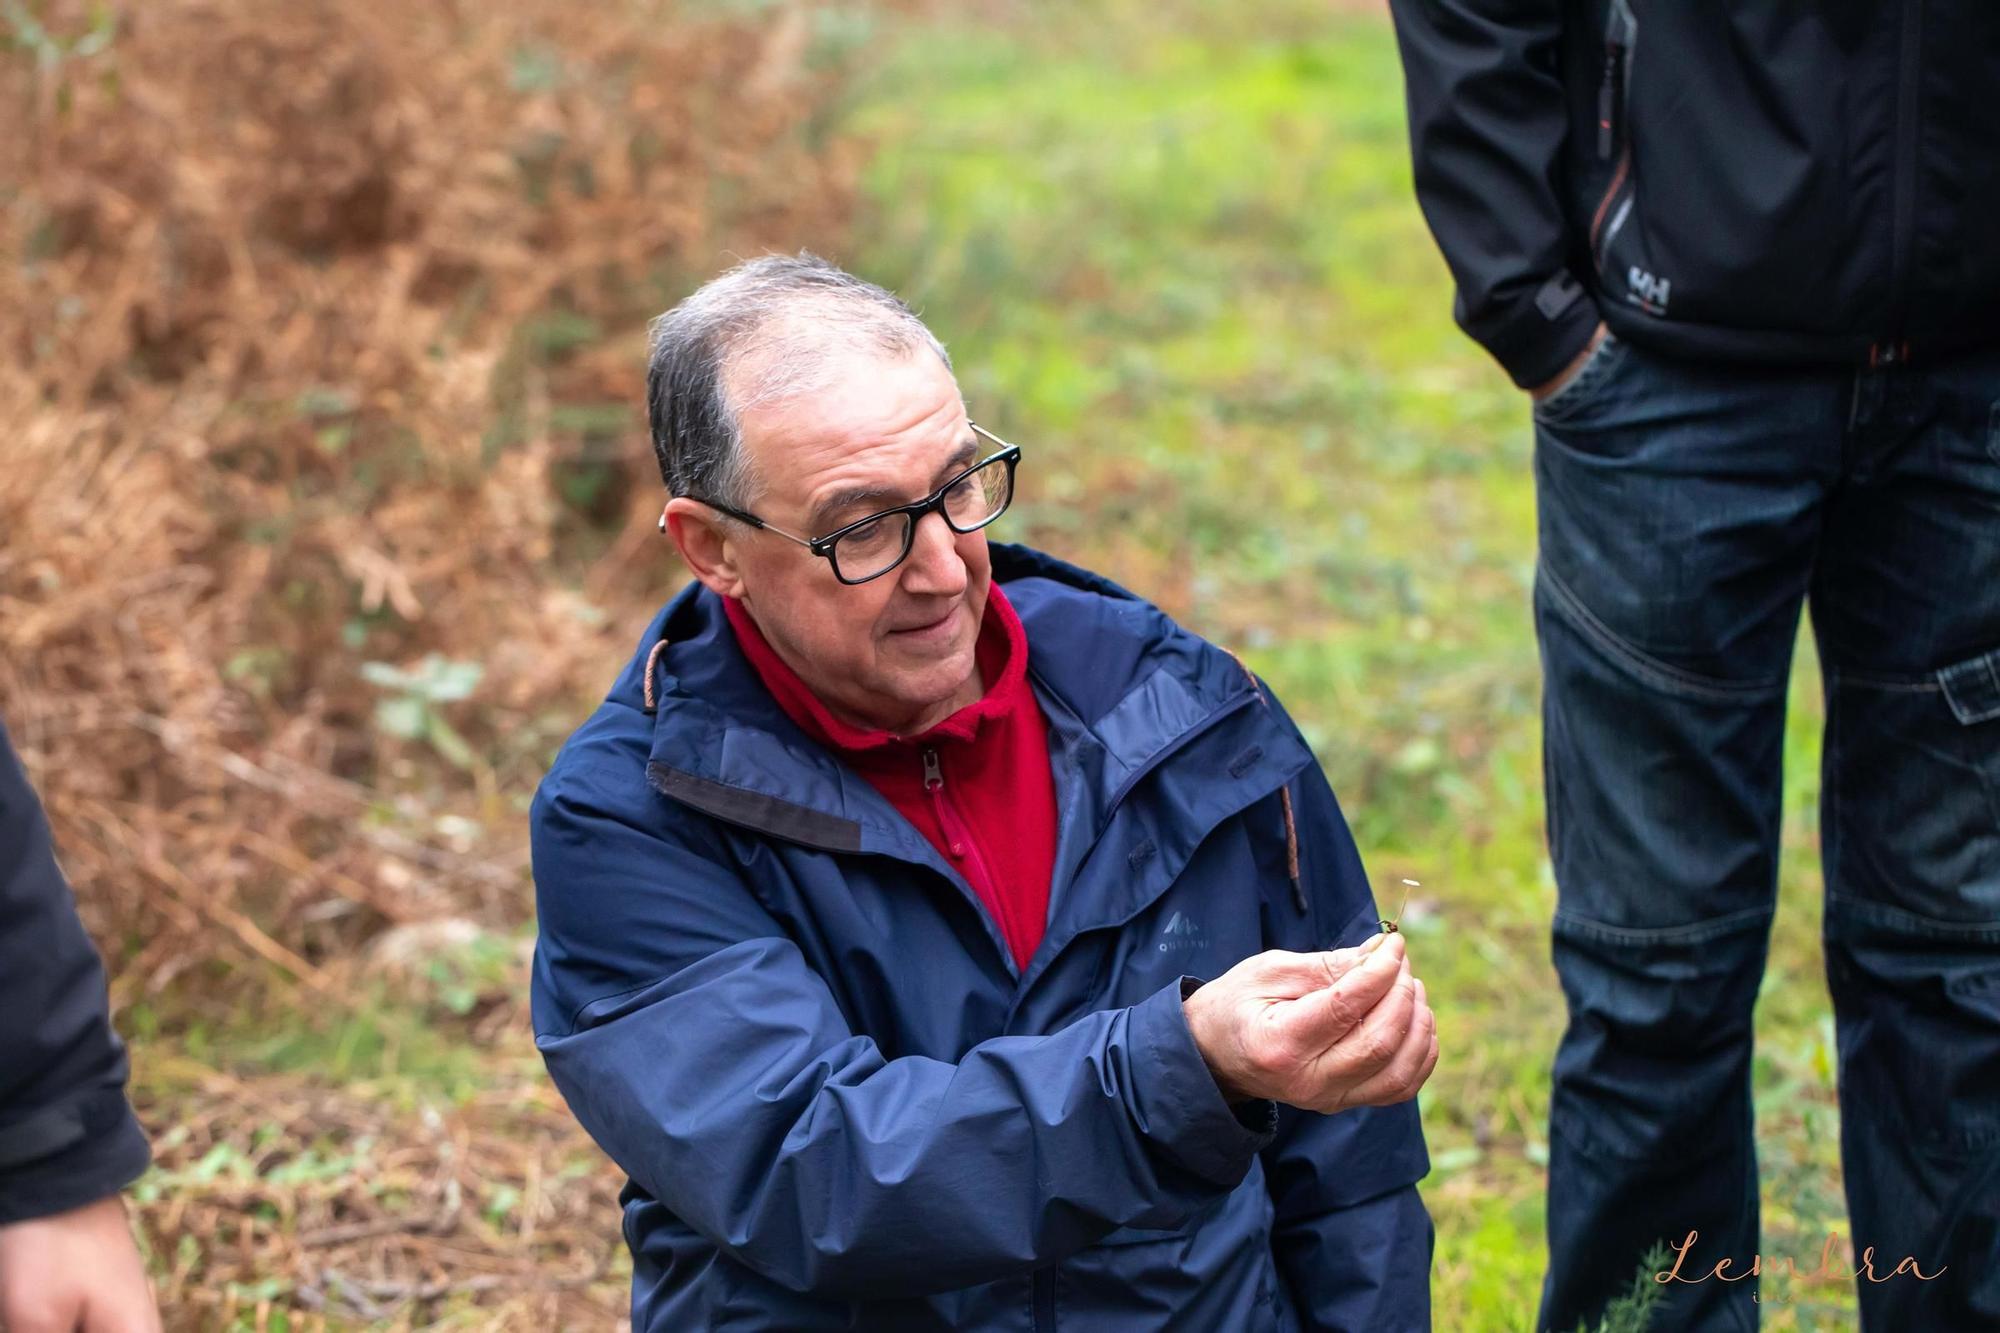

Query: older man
[531,254,1437,1331]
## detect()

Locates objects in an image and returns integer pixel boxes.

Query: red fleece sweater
[722,585,1057,971]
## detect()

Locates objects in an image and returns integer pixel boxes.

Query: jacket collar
[719,582,1032,753]
[626,543,1307,858]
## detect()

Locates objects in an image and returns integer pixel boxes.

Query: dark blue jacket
[0,719,150,1226]
[531,544,1432,1331]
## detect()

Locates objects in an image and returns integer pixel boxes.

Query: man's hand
[1183,932,1437,1113]
[0,1195,161,1333]
[1529,321,1610,402]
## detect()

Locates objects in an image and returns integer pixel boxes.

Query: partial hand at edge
[0,1194,162,1333]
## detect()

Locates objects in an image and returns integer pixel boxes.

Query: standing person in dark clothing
[1387,2,2000,1329]
[0,719,160,1331]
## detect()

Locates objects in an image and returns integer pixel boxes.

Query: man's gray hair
[645,252,952,508]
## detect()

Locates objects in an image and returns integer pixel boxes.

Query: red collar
[722,583,1031,753]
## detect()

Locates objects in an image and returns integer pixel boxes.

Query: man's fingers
[1328,981,1437,1109]
[1309,957,1416,1079]
[1270,938,1407,1054]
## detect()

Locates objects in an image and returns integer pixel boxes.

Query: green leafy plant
[360,654,483,768]
[2,0,116,72]
[1576,1241,1673,1333]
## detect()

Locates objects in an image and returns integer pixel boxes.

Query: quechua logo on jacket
[1158,911,1207,956]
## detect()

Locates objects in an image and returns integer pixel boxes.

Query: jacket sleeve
[529,758,1278,1299]
[0,720,151,1227]
[1252,692,1434,1331]
[1387,0,1600,389]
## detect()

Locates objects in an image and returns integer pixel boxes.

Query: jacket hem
[1599,304,2000,368]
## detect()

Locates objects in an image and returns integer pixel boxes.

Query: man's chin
[874,644,978,718]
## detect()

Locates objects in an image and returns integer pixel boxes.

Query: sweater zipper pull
[921,748,966,859]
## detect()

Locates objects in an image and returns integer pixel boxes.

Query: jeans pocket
[1939,646,2000,843]
[1830,647,2000,924]
[1532,331,1625,424]
[1941,647,2000,726]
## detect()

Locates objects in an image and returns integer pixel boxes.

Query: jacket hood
[601,543,1309,868]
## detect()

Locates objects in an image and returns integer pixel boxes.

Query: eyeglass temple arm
[968,421,1015,450]
[687,498,814,548]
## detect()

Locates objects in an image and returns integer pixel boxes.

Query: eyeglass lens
[830,455,1014,582]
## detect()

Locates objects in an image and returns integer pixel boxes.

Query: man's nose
[899,510,969,596]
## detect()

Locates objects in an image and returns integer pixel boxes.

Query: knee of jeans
[1823,895,2000,1153]
[1553,906,1772,1049]
[1549,912,1769,1154]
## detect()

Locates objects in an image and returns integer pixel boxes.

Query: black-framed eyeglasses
[690,422,1022,585]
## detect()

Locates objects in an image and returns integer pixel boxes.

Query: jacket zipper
[1881,0,1924,360]
[1594,0,1631,161]
[1589,0,1638,273]
[1032,1265,1056,1330]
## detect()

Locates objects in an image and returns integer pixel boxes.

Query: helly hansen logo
[1626,265,1671,314]
[1158,911,1206,955]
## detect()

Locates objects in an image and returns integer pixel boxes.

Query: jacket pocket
[1531,331,1627,425]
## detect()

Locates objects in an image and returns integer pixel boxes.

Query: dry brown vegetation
[2,0,859,1323]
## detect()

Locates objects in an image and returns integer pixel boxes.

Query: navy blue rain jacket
[0,719,151,1225]
[531,543,1432,1330]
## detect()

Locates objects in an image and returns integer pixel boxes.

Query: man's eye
[841,517,897,549]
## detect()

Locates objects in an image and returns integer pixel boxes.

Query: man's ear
[663,497,747,599]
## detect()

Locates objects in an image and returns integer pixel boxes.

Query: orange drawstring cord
[643,637,671,712]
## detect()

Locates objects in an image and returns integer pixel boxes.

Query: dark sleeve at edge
[0,719,150,1224]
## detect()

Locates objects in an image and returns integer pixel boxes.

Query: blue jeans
[1530,333,2000,1332]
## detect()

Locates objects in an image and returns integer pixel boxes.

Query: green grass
[845,4,1850,1328]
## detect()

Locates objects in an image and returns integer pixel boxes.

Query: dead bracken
[3,0,855,1323]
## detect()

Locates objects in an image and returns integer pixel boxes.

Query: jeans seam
[1538,565,1787,702]
[1824,890,2000,942]
[1553,902,1773,947]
